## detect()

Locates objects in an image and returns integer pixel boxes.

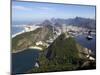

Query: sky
[12,1,96,23]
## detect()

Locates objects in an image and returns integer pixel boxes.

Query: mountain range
[40,17,96,29]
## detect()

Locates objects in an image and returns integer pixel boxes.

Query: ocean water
[12,49,40,74]
[11,20,42,35]
[75,34,96,54]
[12,26,24,35]
[11,21,33,35]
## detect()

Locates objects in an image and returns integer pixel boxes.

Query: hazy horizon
[12,1,96,23]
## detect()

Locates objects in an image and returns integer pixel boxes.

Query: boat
[86,35,93,40]
[86,30,93,40]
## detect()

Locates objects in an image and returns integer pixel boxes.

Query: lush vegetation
[27,34,82,73]
[12,26,53,52]
[46,33,80,63]
[12,28,96,73]
[27,33,96,73]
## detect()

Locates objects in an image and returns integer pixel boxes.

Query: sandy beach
[12,46,43,54]
[12,25,40,38]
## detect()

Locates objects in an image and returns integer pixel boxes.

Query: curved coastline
[12,46,43,54]
[12,30,25,38]
[12,25,41,38]
[12,25,42,53]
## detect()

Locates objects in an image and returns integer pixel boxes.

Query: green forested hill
[46,33,80,64]
[28,33,95,73]
[28,34,84,73]
[12,26,53,52]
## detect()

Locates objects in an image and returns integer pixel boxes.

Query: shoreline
[12,30,25,38]
[29,46,43,51]
[12,25,41,38]
[12,48,27,54]
[12,46,43,54]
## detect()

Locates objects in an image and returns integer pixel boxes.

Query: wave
[12,24,28,27]
[12,30,25,38]
[12,25,41,38]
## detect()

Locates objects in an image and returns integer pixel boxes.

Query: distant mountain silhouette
[50,17,96,29]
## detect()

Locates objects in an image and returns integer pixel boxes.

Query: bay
[12,49,40,74]
[75,34,96,54]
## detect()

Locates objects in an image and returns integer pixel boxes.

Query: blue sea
[11,21,35,35]
[12,26,23,35]
[12,49,40,74]
[12,22,25,35]
[75,34,96,54]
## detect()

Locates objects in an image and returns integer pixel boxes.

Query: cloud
[39,7,51,10]
[12,5,32,11]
